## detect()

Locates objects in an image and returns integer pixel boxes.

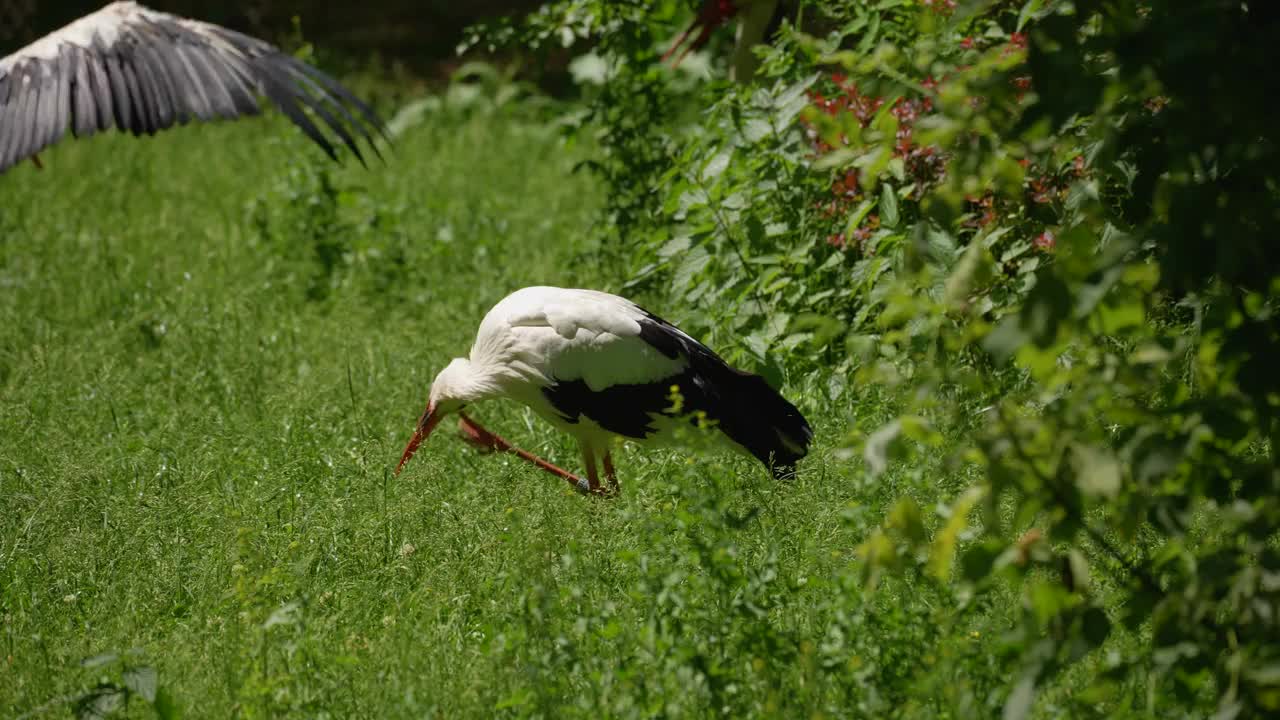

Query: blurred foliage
[1,0,546,74]
[475,0,1280,716]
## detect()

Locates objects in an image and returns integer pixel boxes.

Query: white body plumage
[396,286,812,495]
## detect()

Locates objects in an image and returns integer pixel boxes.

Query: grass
[1,103,1040,717]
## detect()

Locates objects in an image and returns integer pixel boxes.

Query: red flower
[1012,75,1032,102]
[1010,32,1028,49]
[964,193,997,229]
[1035,230,1056,252]
[827,233,846,249]
[1029,175,1056,204]
[832,169,860,199]
[960,36,975,50]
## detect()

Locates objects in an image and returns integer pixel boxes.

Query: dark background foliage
[0,0,544,75]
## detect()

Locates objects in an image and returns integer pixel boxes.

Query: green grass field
[1,108,1034,717]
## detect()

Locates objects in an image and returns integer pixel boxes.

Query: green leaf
[568,53,609,85]
[702,149,733,182]
[153,688,181,719]
[888,157,906,183]
[1003,673,1037,720]
[1073,263,1124,317]
[774,73,820,125]
[880,182,900,228]
[1075,680,1118,705]
[791,313,847,349]
[814,146,859,171]
[658,235,691,258]
[495,688,534,710]
[1029,579,1070,625]
[1249,664,1280,686]
[928,487,984,581]
[944,241,995,308]
[673,246,711,292]
[888,497,927,544]
[863,419,905,477]
[982,317,1029,362]
[1017,0,1046,30]
[1071,443,1121,498]
[1130,343,1172,364]
[1066,549,1091,592]
[1095,299,1144,333]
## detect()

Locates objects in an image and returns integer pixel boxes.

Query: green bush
[478,0,1280,715]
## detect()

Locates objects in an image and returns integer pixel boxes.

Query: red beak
[396,404,443,474]
[662,0,740,67]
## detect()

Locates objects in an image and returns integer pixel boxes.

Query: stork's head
[395,358,480,473]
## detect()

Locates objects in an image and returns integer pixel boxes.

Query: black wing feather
[99,45,134,133]
[48,53,70,150]
[19,74,43,167]
[0,73,17,169]
[637,310,814,477]
[139,27,191,127]
[176,42,234,118]
[273,61,370,166]
[71,48,98,136]
[0,4,386,174]
[8,72,32,166]
[250,58,338,160]
[82,50,115,133]
[127,35,173,132]
[542,308,814,478]
[286,54,389,143]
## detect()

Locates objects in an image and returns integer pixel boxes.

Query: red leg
[582,445,601,495]
[456,412,592,495]
[603,450,620,497]
[456,415,501,454]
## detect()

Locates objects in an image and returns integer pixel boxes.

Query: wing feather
[48,51,71,149]
[481,287,688,391]
[99,46,132,132]
[83,50,115,132]
[0,1,385,174]
[70,47,99,136]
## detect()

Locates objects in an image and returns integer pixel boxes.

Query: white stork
[663,0,784,84]
[0,1,384,175]
[394,286,812,497]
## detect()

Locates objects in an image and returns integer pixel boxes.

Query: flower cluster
[802,72,952,252]
[804,27,1067,257]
